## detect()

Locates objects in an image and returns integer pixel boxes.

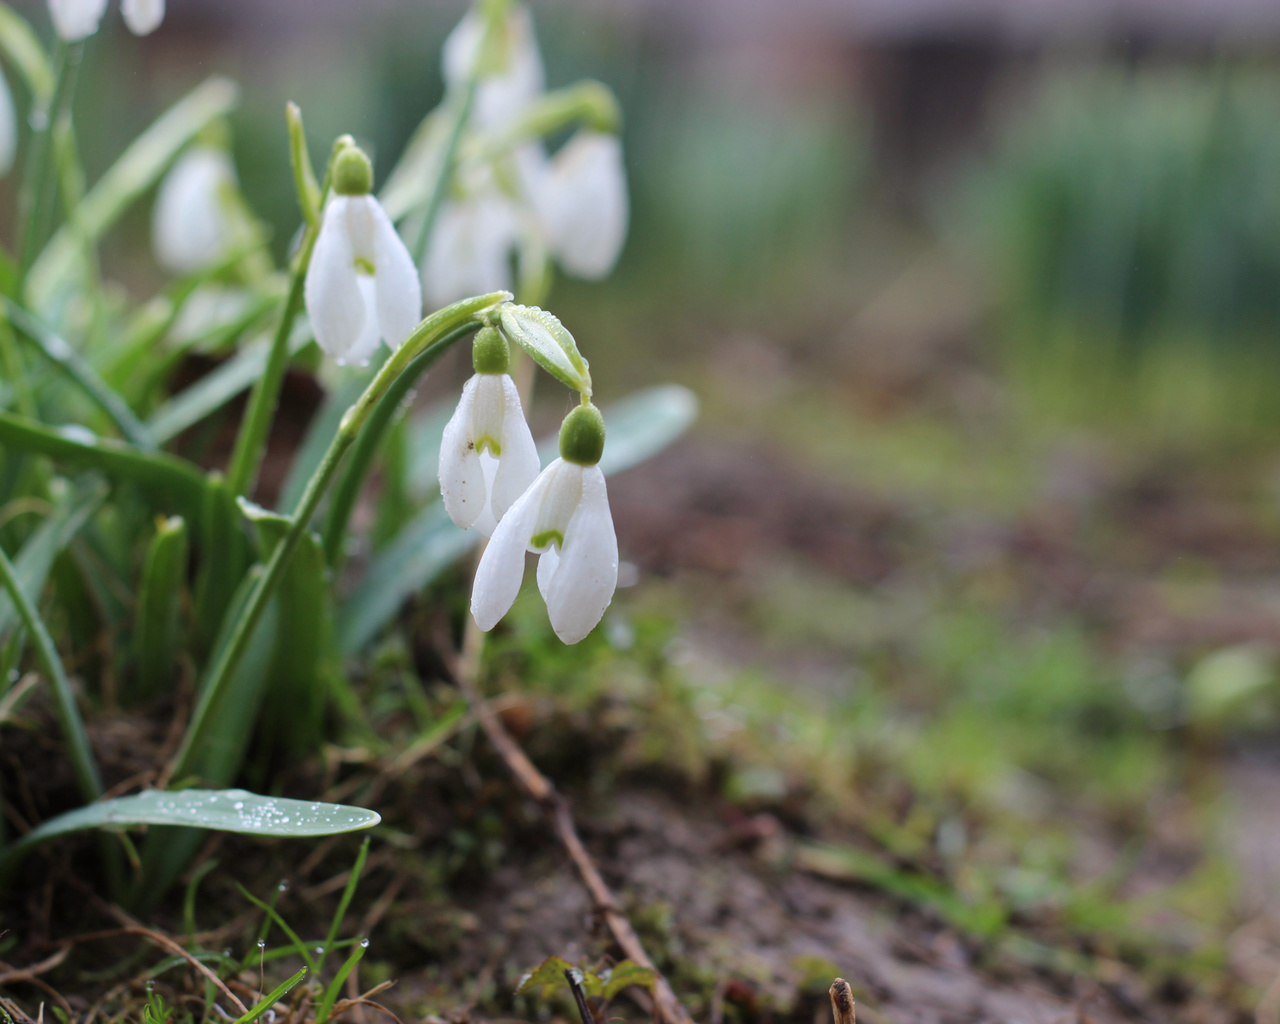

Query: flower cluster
[49,0,164,41]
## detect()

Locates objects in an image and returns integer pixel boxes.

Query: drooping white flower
[48,0,109,40]
[305,147,422,366]
[422,193,520,308]
[442,2,544,131]
[0,68,17,177]
[531,131,628,279]
[152,146,238,275]
[439,328,539,536]
[471,404,617,644]
[121,0,164,35]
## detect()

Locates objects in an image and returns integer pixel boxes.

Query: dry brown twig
[829,978,856,1024]
[451,617,696,1024]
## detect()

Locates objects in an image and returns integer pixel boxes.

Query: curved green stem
[410,77,477,266]
[225,129,343,499]
[166,291,510,784]
[321,322,478,563]
[0,539,101,804]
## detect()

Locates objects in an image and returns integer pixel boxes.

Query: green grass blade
[146,324,310,445]
[233,965,308,1024]
[336,384,698,654]
[3,299,156,449]
[0,480,104,639]
[133,515,189,702]
[0,3,52,101]
[0,409,206,518]
[314,942,366,1024]
[316,837,369,977]
[27,77,240,313]
[0,540,101,805]
[192,474,250,657]
[238,884,320,974]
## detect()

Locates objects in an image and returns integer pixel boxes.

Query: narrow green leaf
[0,479,104,639]
[379,106,448,223]
[147,324,310,445]
[192,474,249,657]
[0,410,206,522]
[238,885,319,974]
[316,836,369,977]
[233,965,308,1024]
[133,515,189,702]
[314,941,366,1024]
[336,385,698,654]
[3,298,156,449]
[28,77,241,313]
[498,304,591,395]
[0,3,52,101]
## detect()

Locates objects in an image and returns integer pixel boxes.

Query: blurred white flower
[48,0,109,41]
[422,192,520,307]
[0,68,17,177]
[305,193,422,366]
[443,2,544,131]
[121,0,164,36]
[152,146,238,276]
[439,371,539,536]
[531,131,628,279]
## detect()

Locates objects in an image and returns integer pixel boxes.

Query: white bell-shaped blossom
[471,405,617,644]
[439,369,540,536]
[442,2,544,131]
[531,132,629,279]
[422,193,520,308]
[48,0,109,40]
[0,69,17,177]
[121,0,164,35]
[152,146,238,276]
[305,147,422,366]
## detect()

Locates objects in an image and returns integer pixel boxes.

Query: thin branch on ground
[451,618,696,1024]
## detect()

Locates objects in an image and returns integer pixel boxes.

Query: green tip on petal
[333,146,373,196]
[559,403,605,465]
[471,325,511,375]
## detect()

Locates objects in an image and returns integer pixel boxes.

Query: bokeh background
[14,0,1280,1016]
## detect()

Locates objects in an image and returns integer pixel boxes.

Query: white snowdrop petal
[441,8,485,89]
[536,545,560,602]
[544,466,617,644]
[121,0,164,35]
[153,148,236,275]
[471,469,549,631]
[439,376,486,531]
[305,198,369,363]
[489,375,540,521]
[342,276,383,367]
[528,460,583,552]
[369,199,422,350]
[48,0,108,40]
[0,68,17,177]
[539,132,628,280]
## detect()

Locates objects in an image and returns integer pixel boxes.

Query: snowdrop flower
[530,131,628,280]
[439,326,539,536]
[422,192,520,308]
[0,69,16,177]
[153,145,238,275]
[48,0,109,40]
[121,0,164,35]
[472,403,617,644]
[305,146,423,366]
[443,2,544,131]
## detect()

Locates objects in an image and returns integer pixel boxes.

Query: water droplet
[234,802,244,810]
[257,939,266,950]
[145,981,155,992]
[314,946,324,956]
[277,880,289,892]
[223,947,233,957]
[359,938,370,948]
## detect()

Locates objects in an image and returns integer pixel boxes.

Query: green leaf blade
[498,304,592,395]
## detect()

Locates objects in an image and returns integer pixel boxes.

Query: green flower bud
[471,325,510,375]
[333,146,373,196]
[559,403,605,466]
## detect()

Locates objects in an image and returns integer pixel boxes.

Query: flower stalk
[166,290,511,785]
[224,122,346,498]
